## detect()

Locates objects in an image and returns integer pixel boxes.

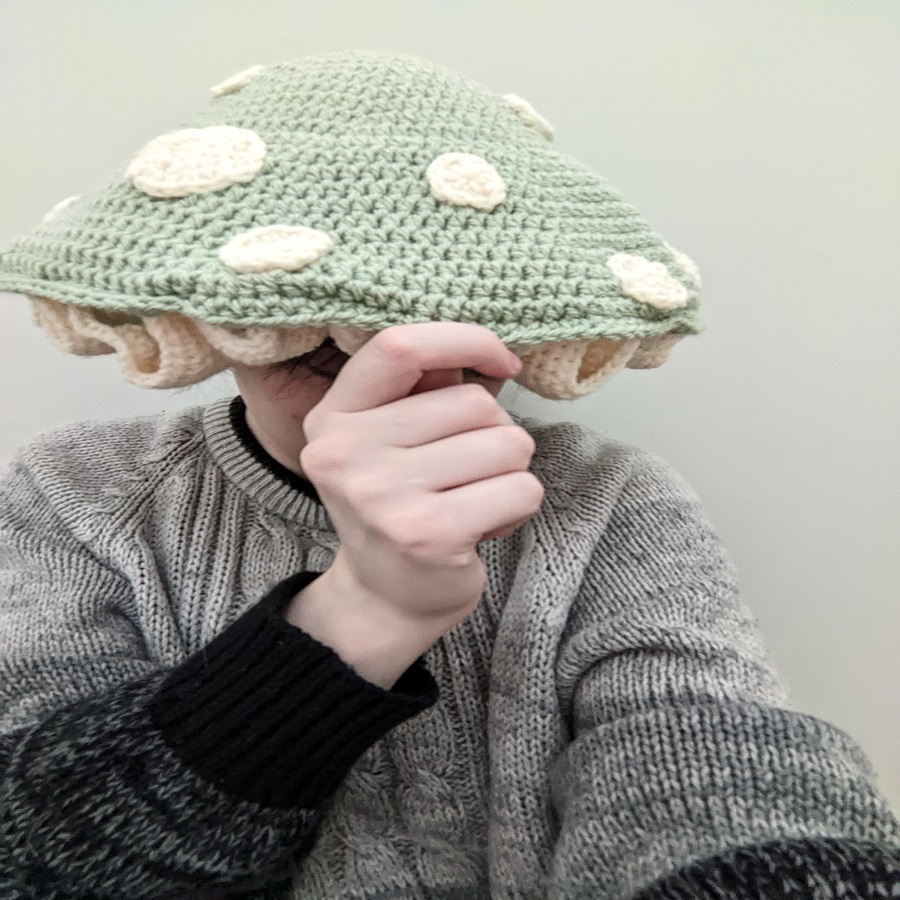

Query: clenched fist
[299,322,545,637]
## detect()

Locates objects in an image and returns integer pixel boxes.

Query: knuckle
[524,473,546,507]
[510,425,537,455]
[498,425,537,461]
[298,437,342,478]
[382,504,437,551]
[463,382,498,411]
[300,406,331,442]
[371,328,415,365]
[344,470,388,507]
[300,409,320,438]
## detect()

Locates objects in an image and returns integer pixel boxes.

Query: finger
[320,322,519,414]
[424,471,543,548]
[396,425,534,493]
[366,382,516,447]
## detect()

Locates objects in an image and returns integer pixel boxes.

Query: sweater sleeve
[545,449,900,899]
[0,456,438,899]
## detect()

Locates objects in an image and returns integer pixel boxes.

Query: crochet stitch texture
[0,51,704,397]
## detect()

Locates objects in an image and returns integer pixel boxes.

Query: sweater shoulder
[3,404,211,521]
[508,409,683,492]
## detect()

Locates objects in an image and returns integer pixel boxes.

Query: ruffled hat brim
[27,294,684,398]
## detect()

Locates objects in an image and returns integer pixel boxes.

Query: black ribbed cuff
[635,837,900,899]
[148,571,439,810]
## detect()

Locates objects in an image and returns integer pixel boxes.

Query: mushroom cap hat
[0,50,704,399]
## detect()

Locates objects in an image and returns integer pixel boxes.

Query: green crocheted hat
[0,50,703,399]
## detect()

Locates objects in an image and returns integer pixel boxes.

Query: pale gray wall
[1,1,897,809]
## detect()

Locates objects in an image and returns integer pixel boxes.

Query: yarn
[0,50,704,399]
[501,93,556,141]
[218,225,335,274]
[425,152,507,212]
[209,63,266,97]
[607,253,690,311]
[41,194,82,224]
[124,126,267,198]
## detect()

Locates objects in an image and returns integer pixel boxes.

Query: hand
[299,322,544,635]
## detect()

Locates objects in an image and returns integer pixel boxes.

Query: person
[0,50,896,900]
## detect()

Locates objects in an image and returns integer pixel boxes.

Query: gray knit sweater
[0,395,897,899]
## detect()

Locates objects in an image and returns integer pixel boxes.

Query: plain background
[1,1,897,810]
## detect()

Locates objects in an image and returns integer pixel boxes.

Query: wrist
[283,567,438,690]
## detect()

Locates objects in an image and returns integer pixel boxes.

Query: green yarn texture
[0,50,703,347]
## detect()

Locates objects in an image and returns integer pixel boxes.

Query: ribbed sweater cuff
[148,571,439,810]
[634,837,900,899]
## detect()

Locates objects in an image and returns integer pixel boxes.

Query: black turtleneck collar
[228,395,322,504]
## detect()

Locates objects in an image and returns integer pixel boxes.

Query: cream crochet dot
[210,64,266,97]
[41,194,82,224]
[125,126,267,198]
[662,241,702,288]
[219,224,335,273]
[501,93,555,141]
[426,152,506,212]
[606,253,688,311]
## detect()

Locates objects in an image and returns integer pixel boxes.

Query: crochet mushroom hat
[0,50,703,400]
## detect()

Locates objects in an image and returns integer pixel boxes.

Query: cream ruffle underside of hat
[27,295,683,400]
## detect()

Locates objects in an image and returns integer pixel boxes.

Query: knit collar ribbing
[201,395,335,530]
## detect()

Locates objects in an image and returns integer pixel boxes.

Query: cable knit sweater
[0,395,897,899]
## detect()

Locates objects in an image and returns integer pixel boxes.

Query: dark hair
[167,338,346,397]
[267,337,345,382]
